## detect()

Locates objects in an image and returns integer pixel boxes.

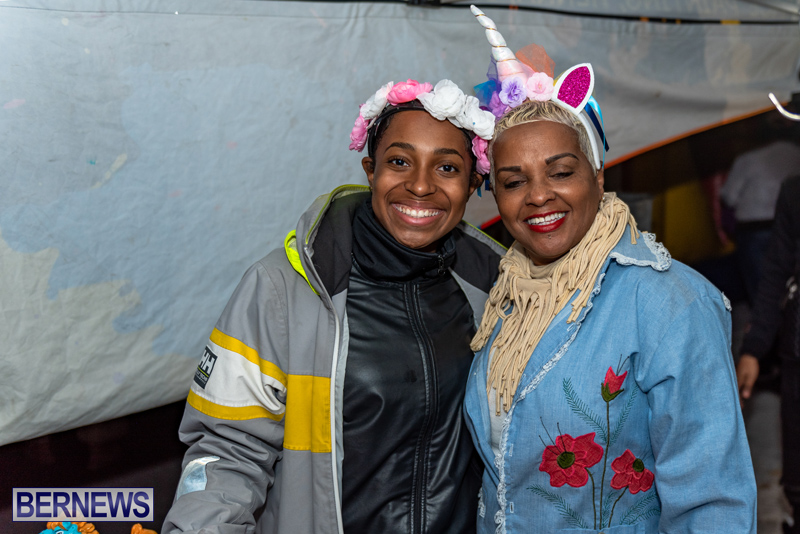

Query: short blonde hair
[489,101,597,185]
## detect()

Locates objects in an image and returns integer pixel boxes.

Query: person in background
[162,78,503,534]
[737,174,800,534]
[721,134,800,305]
[461,7,757,533]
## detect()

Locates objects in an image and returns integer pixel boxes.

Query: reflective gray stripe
[175,456,220,500]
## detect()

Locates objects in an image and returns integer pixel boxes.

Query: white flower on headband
[360,81,394,121]
[454,96,495,140]
[417,80,467,121]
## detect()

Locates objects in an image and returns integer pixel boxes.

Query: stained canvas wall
[1,0,798,445]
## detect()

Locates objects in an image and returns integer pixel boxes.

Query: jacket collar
[292,185,506,299]
[351,198,457,283]
[608,227,672,272]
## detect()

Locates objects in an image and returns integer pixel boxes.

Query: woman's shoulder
[645,260,729,312]
[232,241,311,298]
[607,233,730,316]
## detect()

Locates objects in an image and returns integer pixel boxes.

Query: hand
[736,354,760,404]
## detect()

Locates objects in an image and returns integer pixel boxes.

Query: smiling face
[492,120,604,265]
[362,110,478,252]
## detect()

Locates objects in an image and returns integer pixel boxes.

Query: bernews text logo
[13,488,154,522]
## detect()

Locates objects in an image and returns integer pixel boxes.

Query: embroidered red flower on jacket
[539,432,604,487]
[610,449,654,494]
[601,366,628,402]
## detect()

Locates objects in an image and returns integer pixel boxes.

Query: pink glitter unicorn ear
[552,63,595,115]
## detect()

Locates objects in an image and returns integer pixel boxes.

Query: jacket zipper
[406,283,438,534]
[302,243,345,534]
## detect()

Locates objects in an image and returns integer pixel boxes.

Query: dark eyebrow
[496,166,522,174]
[386,142,415,151]
[545,152,579,165]
[386,143,464,160]
[434,147,464,159]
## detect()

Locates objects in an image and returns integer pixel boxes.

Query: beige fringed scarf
[471,193,639,414]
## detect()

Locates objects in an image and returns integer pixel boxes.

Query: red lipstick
[526,212,566,234]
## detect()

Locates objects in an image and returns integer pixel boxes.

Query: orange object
[42,522,155,534]
[45,522,97,534]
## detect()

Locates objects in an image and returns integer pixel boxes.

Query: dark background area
[0,402,186,534]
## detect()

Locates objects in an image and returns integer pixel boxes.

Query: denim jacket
[464,230,757,534]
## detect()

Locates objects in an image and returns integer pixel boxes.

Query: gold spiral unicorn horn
[470,5,525,81]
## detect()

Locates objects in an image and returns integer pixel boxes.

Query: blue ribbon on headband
[584,96,609,167]
[477,177,491,196]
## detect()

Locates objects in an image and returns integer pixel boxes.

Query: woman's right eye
[501,178,524,190]
[388,157,408,167]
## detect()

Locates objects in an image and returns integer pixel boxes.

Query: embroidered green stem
[608,490,626,527]
[599,398,610,527]
[588,469,597,529]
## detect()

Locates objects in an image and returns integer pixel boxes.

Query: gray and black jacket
[163,185,505,534]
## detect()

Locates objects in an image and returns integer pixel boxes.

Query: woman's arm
[162,260,291,534]
[638,294,757,533]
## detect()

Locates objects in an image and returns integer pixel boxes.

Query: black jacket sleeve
[740,175,800,360]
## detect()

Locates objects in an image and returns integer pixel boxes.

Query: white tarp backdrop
[1,0,798,446]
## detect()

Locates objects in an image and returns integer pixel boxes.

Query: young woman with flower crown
[162,77,504,534]
[463,7,756,534]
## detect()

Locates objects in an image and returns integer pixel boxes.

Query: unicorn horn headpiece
[471,5,609,170]
[471,5,526,82]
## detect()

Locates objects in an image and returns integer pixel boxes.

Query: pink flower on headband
[387,79,433,105]
[499,76,527,108]
[349,113,368,152]
[526,72,554,102]
[472,136,490,175]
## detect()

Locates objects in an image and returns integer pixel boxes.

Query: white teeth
[526,212,566,225]
[393,205,441,219]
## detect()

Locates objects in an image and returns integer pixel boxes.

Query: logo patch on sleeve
[194,347,218,389]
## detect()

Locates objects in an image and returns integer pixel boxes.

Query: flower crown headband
[470,5,609,171]
[349,79,497,175]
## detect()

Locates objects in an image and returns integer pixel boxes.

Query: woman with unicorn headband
[162,74,506,533]
[463,7,757,533]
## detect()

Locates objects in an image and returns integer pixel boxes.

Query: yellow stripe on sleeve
[200,329,332,453]
[187,390,284,422]
[283,374,332,453]
[209,328,288,388]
